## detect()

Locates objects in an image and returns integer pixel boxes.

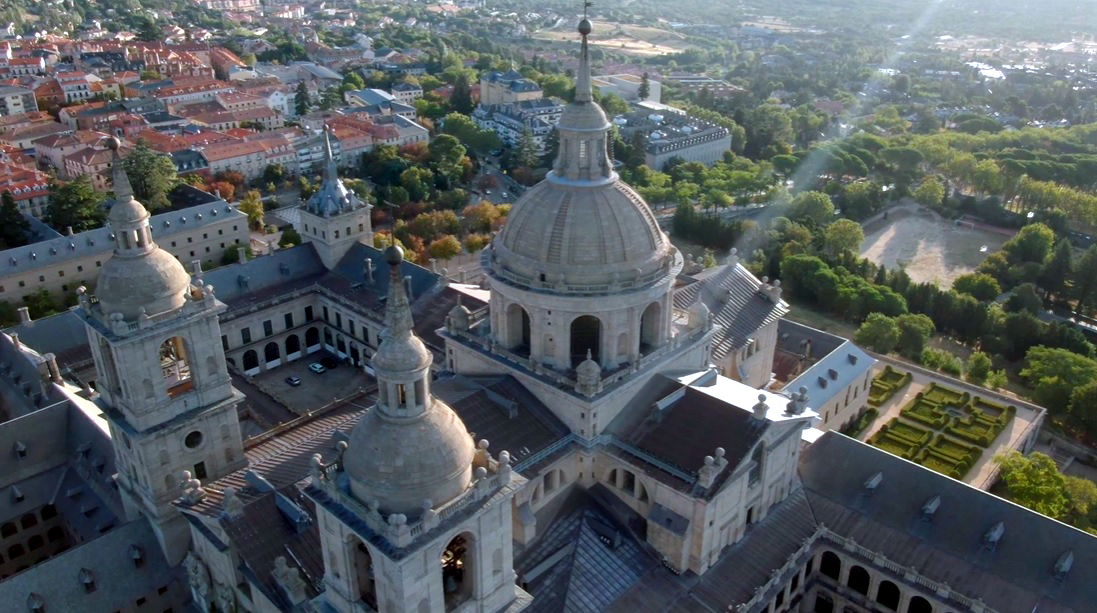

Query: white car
[308,363,326,374]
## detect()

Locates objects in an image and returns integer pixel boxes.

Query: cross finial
[583,0,592,19]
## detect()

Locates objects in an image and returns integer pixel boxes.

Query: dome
[108,197,148,226]
[97,247,190,319]
[343,400,475,516]
[493,177,671,288]
[557,100,609,131]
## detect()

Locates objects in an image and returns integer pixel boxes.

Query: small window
[187,237,192,243]
[184,431,203,449]
[221,335,228,351]
[193,462,207,480]
[38,275,44,282]
[77,265,83,272]
[305,306,314,321]
[241,328,251,344]
[18,281,24,287]
[263,320,273,337]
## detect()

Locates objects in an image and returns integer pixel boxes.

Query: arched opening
[285,334,301,357]
[505,304,531,357]
[305,327,320,349]
[640,302,662,352]
[351,538,377,610]
[876,580,901,611]
[441,533,474,609]
[636,482,649,504]
[159,337,193,397]
[264,342,280,364]
[570,315,601,368]
[20,514,36,529]
[814,593,834,613]
[350,345,361,366]
[847,565,870,595]
[907,596,933,613]
[819,551,841,581]
[0,523,13,538]
[337,336,347,356]
[226,357,236,368]
[242,350,259,371]
[324,328,334,349]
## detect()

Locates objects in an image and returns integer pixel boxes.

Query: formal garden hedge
[868,383,1017,480]
[841,407,879,438]
[867,366,913,407]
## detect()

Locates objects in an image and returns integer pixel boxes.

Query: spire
[108,137,134,203]
[322,126,337,182]
[575,13,593,103]
[382,246,414,342]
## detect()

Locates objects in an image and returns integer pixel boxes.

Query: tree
[787,191,834,226]
[450,74,474,115]
[1006,283,1043,315]
[913,178,945,207]
[294,82,311,116]
[966,351,993,384]
[0,191,29,249]
[279,227,302,248]
[995,452,1069,520]
[45,175,107,233]
[399,166,434,202]
[855,313,900,354]
[238,190,265,230]
[638,73,650,101]
[1021,346,1097,411]
[241,52,257,68]
[121,144,177,211]
[428,134,467,187]
[428,235,462,260]
[895,313,934,359]
[514,128,539,172]
[1040,240,1073,299]
[823,219,864,257]
[1074,245,1097,313]
[953,273,1002,301]
[134,16,161,43]
[262,164,286,186]
[1064,476,1097,518]
[1004,223,1055,264]
[140,69,162,81]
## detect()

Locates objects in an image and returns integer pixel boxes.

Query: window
[323,306,329,321]
[202,233,207,239]
[284,313,294,328]
[171,241,176,247]
[263,320,273,337]
[218,229,223,235]
[18,281,24,287]
[189,251,194,257]
[205,247,210,253]
[184,431,203,448]
[77,265,83,272]
[192,462,207,480]
[38,275,44,282]
[96,261,101,267]
[305,306,314,321]
[233,225,238,231]
[241,328,251,344]
[349,320,355,336]
[335,313,342,328]
[187,237,192,243]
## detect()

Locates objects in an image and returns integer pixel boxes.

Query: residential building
[592,73,661,103]
[614,107,731,169]
[479,69,543,106]
[0,86,37,117]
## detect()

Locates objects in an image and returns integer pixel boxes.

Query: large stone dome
[97,247,190,319]
[343,400,475,516]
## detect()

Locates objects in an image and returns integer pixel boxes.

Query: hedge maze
[868,365,913,407]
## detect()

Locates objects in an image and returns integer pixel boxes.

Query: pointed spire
[107,137,134,202]
[322,126,337,182]
[383,246,414,341]
[575,16,593,103]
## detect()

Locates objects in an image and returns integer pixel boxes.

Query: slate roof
[801,433,1097,613]
[673,263,789,360]
[783,334,876,414]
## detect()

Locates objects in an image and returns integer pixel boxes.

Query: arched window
[40,505,56,521]
[337,336,347,356]
[264,342,280,364]
[20,514,37,529]
[286,334,301,355]
[7,543,23,559]
[324,328,334,347]
[1,522,15,538]
[814,593,834,613]
[242,350,259,371]
[27,535,43,551]
[505,304,531,357]
[46,526,64,543]
[819,551,841,581]
[637,481,650,503]
[847,565,870,595]
[441,533,474,610]
[570,315,602,367]
[305,327,320,348]
[640,301,662,351]
[907,595,933,613]
[876,580,901,611]
[160,337,193,397]
[351,538,377,610]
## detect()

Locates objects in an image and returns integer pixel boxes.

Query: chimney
[17,306,30,324]
[44,353,62,384]
[10,332,18,349]
[403,275,413,300]
[364,258,374,283]
[65,226,74,236]
[237,246,248,264]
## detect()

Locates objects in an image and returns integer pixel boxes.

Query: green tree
[913,178,945,207]
[855,313,900,354]
[21,289,58,320]
[428,134,467,187]
[895,313,935,359]
[638,73,650,101]
[995,451,1069,520]
[1021,346,1097,410]
[262,164,286,186]
[514,128,539,171]
[121,144,178,211]
[238,190,265,230]
[399,166,434,202]
[823,219,864,257]
[1068,380,1097,439]
[787,191,834,226]
[45,175,107,233]
[140,69,162,81]
[953,273,1002,301]
[449,74,474,115]
[1074,245,1097,313]
[966,351,993,384]
[1040,239,1074,299]
[1006,283,1043,315]
[134,16,161,43]
[0,191,29,249]
[279,227,302,248]
[294,82,311,116]
[1064,476,1097,518]
[1004,223,1055,264]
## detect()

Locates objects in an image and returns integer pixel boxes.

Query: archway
[441,533,474,609]
[640,302,661,352]
[159,337,192,397]
[819,550,841,580]
[847,565,870,595]
[337,336,347,356]
[285,334,301,357]
[242,350,259,372]
[264,342,280,365]
[351,538,377,610]
[505,304,531,357]
[570,315,602,368]
[876,580,901,611]
[907,596,933,613]
[350,345,361,366]
[324,328,334,349]
[305,327,320,350]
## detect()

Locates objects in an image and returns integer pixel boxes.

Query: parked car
[285,376,301,386]
[308,363,325,374]
[320,357,338,369]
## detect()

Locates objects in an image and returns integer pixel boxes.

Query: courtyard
[860,205,1011,286]
[248,351,375,416]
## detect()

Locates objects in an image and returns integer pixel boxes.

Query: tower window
[160,337,193,398]
[184,431,203,449]
[193,462,207,480]
[396,384,407,406]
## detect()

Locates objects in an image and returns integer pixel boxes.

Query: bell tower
[296,127,373,270]
[80,139,246,565]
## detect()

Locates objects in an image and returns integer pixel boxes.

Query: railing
[512,432,698,485]
[482,248,683,297]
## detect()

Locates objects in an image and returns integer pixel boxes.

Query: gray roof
[202,243,327,312]
[801,433,1097,613]
[0,85,32,95]
[673,263,789,360]
[295,62,342,81]
[6,308,93,372]
[0,198,243,274]
[783,336,875,413]
[347,88,394,105]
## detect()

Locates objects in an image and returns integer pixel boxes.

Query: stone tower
[297,127,373,269]
[79,138,246,565]
[306,246,527,613]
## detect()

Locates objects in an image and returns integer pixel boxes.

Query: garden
[867,365,912,407]
[868,382,1017,479]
